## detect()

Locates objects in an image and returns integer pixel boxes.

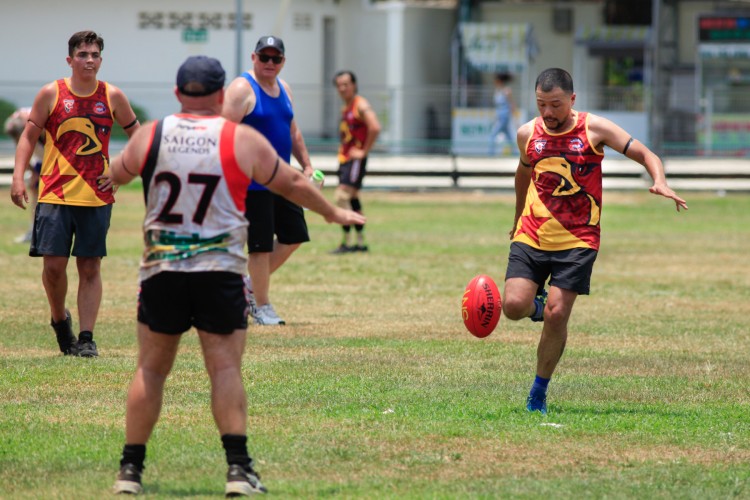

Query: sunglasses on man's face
[257,54,284,64]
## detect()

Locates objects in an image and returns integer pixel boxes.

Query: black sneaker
[76,331,99,358]
[329,244,352,255]
[113,463,143,495]
[51,309,78,355]
[225,463,267,496]
[352,244,369,252]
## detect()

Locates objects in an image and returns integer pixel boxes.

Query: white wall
[0,0,346,130]
[402,7,456,142]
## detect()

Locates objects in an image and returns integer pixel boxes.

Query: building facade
[1,0,748,156]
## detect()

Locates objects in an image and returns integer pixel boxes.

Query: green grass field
[0,185,748,499]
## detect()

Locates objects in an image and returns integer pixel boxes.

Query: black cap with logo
[254,35,285,55]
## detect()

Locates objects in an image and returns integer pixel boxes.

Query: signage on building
[458,23,538,72]
[698,16,750,42]
[139,11,252,31]
[183,28,208,43]
[451,108,496,155]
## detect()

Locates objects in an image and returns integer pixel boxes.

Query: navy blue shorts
[505,242,598,295]
[338,158,368,189]
[30,203,111,257]
[244,190,309,253]
[138,271,250,335]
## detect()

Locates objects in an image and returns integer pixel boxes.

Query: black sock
[350,199,365,233]
[79,330,93,342]
[350,198,362,213]
[120,444,146,471]
[341,225,351,244]
[55,331,75,352]
[52,313,75,352]
[221,434,250,467]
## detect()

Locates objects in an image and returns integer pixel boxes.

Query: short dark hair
[68,31,104,57]
[495,72,512,84]
[535,68,574,94]
[333,70,357,88]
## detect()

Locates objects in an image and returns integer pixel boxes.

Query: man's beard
[544,118,563,130]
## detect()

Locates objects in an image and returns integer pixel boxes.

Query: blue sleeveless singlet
[241,72,294,191]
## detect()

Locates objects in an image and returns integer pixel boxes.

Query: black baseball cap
[255,35,285,55]
[176,56,226,97]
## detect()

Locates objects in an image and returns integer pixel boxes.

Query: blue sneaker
[526,394,547,414]
[530,289,547,322]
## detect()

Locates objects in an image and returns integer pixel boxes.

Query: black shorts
[505,242,598,295]
[137,271,250,335]
[338,158,368,189]
[244,190,309,253]
[30,203,112,257]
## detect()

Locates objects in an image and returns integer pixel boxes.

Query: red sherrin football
[461,274,502,338]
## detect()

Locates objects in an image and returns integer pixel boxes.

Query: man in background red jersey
[502,68,688,415]
[10,30,139,357]
[330,70,381,254]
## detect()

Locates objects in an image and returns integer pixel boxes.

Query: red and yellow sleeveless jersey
[513,111,604,251]
[39,79,115,206]
[337,95,369,163]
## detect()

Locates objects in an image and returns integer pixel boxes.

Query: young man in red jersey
[10,30,139,357]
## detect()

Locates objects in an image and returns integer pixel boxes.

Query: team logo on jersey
[94,102,107,114]
[534,139,547,154]
[56,117,104,156]
[64,99,75,113]
[569,138,584,151]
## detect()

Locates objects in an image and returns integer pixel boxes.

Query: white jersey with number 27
[139,114,250,281]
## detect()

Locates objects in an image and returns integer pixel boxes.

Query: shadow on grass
[143,483,220,497]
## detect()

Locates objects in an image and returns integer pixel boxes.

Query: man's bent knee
[503,298,533,321]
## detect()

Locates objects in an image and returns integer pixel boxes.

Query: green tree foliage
[0,98,18,138]
[111,102,149,140]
